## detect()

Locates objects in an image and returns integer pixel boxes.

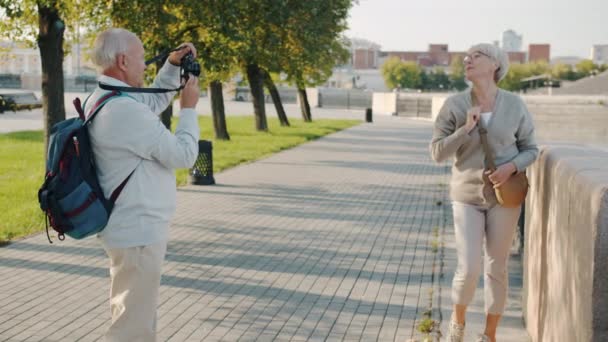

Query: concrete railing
[372,92,448,117]
[395,93,432,118]
[372,92,397,115]
[522,95,608,146]
[523,144,608,342]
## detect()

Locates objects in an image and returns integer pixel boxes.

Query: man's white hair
[92,28,139,71]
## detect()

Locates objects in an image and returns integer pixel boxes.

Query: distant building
[340,38,555,91]
[508,52,527,64]
[0,41,93,76]
[326,67,357,89]
[0,42,41,74]
[350,38,381,69]
[502,30,523,52]
[528,44,551,62]
[591,45,608,65]
[382,44,451,68]
[381,44,524,70]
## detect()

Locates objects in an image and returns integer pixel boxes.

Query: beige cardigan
[430,88,538,206]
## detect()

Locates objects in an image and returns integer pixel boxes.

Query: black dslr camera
[180,52,201,81]
[98,47,201,93]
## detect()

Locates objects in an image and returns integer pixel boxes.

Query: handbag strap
[472,91,497,171]
[478,121,497,171]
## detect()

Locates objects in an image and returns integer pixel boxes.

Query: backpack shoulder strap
[73,93,94,121]
[80,93,95,115]
[109,165,138,205]
[83,91,135,125]
[83,90,120,125]
[81,90,140,206]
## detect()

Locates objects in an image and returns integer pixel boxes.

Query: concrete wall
[296,88,319,108]
[522,95,608,147]
[372,92,397,115]
[396,93,432,118]
[318,88,372,109]
[431,96,448,121]
[524,145,608,342]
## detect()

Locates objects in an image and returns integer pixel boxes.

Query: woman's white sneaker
[476,333,491,342]
[446,320,465,342]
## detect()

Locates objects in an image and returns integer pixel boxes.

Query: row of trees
[0,0,354,153]
[381,55,608,93]
[499,60,608,91]
[380,56,468,92]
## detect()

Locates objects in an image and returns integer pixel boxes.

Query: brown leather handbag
[478,124,529,208]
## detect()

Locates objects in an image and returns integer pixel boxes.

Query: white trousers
[451,202,520,315]
[103,241,167,342]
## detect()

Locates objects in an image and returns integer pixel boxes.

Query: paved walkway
[0,116,529,341]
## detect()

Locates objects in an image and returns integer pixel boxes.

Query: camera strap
[98,46,188,93]
[98,82,183,93]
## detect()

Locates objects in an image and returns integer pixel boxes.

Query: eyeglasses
[463,51,491,63]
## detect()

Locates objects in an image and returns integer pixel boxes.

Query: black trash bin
[190,140,215,185]
[365,108,373,123]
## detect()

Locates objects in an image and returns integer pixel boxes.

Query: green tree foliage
[527,61,550,77]
[0,0,81,154]
[499,63,533,91]
[551,63,587,81]
[381,57,422,90]
[498,59,605,91]
[575,59,596,76]
[97,1,198,129]
[449,56,468,91]
[381,57,404,90]
[2,1,354,136]
[274,0,352,122]
[422,67,450,91]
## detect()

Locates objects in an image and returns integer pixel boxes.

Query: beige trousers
[103,241,167,342]
[451,202,520,315]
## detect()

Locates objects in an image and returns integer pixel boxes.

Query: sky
[346,0,608,59]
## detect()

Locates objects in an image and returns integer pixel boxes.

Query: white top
[480,111,492,127]
[87,61,199,249]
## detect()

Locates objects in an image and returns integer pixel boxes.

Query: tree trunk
[297,88,312,122]
[37,2,65,157]
[246,63,268,131]
[262,70,289,127]
[155,57,172,130]
[209,80,230,140]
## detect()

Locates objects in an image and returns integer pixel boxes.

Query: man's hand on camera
[180,76,199,109]
[168,43,197,66]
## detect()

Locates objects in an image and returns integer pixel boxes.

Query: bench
[0,92,43,113]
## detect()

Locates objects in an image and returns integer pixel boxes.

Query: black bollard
[190,140,216,185]
[365,107,373,123]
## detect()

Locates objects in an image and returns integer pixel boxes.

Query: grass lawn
[0,116,359,243]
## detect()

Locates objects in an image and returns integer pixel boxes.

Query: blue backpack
[38,91,134,242]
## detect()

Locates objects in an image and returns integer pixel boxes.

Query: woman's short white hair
[468,43,510,82]
[91,28,139,71]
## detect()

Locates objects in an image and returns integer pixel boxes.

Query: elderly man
[88,28,200,341]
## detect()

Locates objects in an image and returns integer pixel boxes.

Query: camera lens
[180,53,201,80]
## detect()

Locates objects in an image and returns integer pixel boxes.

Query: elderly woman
[430,44,538,342]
